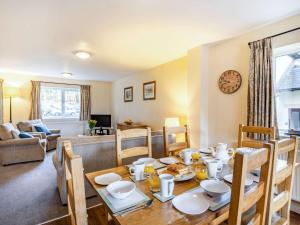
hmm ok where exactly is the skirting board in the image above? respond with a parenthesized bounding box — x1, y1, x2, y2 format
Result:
(291, 200, 300, 214)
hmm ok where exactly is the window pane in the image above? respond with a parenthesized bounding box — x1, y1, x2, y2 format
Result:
(41, 85, 80, 119)
(275, 50, 300, 136)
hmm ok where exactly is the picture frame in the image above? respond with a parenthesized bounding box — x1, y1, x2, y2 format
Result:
(143, 81, 156, 100)
(124, 86, 133, 102)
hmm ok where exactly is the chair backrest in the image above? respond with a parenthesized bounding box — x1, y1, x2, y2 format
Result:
(116, 127, 152, 166)
(229, 145, 273, 225)
(266, 137, 298, 225)
(238, 124, 275, 148)
(163, 125, 190, 156)
(63, 141, 88, 225)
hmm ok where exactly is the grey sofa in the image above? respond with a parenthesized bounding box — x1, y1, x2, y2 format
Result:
(17, 119, 61, 151)
(0, 123, 46, 165)
(52, 132, 168, 204)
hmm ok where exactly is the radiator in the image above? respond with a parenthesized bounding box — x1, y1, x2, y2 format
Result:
(292, 150, 300, 202)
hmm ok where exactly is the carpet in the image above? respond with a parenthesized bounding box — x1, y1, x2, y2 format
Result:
(0, 151, 100, 225)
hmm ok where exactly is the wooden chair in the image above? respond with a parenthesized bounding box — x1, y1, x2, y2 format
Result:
(116, 127, 152, 166)
(42, 141, 111, 225)
(211, 145, 273, 225)
(266, 137, 298, 225)
(163, 125, 190, 156)
(238, 124, 275, 148)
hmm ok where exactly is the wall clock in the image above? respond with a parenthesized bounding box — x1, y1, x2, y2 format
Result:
(218, 70, 242, 94)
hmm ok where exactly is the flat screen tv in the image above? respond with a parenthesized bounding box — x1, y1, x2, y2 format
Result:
(90, 114, 111, 127)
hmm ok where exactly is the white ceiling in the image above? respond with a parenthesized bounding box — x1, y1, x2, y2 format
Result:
(0, 0, 300, 81)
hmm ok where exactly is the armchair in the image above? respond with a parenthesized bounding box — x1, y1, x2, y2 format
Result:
(17, 119, 61, 151)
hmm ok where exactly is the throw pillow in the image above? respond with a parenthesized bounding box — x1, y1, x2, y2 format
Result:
(0, 124, 14, 140)
(19, 132, 34, 139)
(34, 125, 52, 135)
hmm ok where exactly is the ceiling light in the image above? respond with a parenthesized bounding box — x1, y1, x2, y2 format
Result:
(61, 72, 73, 78)
(75, 51, 91, 59)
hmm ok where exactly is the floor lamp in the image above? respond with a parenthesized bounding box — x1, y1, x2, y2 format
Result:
(4, 86, 20, 123)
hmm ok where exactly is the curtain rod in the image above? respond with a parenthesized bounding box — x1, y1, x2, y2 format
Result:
(35, 81, 82, 86)
(248, 26, 300, 46)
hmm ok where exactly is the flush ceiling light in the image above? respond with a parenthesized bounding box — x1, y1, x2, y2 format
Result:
(75, 51, 91, 59)
(61, 72, 73, 78)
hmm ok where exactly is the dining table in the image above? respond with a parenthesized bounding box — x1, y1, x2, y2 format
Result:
(85, 157, 233, 225)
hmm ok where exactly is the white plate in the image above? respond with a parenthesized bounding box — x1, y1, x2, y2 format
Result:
(200, 180, 230, 197)
(172, 193, 209, 215)
(137, 157, 156, 165)
(94, 172, 122, 185)
(106, 180, 136, 199)
(223, 174, 253, 187)
(199, 148, 212, 154)
(175, 171, 196, 182)
(160, 157, 179, 165)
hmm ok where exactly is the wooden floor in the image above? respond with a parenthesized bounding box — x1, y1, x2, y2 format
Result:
(43, 209, 300, 225)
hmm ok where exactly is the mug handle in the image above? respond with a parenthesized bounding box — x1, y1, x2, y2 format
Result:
(129, 167, 135, 175)
(168, 181, 174, 196)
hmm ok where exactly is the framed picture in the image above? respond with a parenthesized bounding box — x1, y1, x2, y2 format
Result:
(124, 86, 133, 102)
(143, 81, 156, 100)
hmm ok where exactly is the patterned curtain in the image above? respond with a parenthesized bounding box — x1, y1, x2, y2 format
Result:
(247, 38, 278, 139)
(30, 81, 41, 119)
(0, 80, 3, 124)
(80, 85, 91, 121)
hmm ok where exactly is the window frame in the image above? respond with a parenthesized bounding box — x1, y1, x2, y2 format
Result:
(40, 83, 81, 122)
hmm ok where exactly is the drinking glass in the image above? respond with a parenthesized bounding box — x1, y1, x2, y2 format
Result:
(144, 164, 155, 177)
(191, 151, 201, 165)
(195, 166, 208, 181)
(148, 173, 160, 192)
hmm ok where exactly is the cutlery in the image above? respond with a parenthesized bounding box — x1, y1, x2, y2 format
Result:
(117, 199, 154, 216)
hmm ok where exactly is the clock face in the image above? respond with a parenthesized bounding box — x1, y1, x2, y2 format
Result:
(218, 70, 242, 94)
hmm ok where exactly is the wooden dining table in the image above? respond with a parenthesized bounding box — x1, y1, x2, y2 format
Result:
(85, 161, 231, 225)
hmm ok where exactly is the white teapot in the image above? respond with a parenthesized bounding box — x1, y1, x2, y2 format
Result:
(215, 143, 231, 163)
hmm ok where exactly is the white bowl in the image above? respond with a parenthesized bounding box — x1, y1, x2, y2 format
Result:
(106, 181, 136, 199)
(200, 180, 230, 197)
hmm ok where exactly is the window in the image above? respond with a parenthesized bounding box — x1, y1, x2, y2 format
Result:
(275, 44, 300, 136)
(40, 83, 80, 120)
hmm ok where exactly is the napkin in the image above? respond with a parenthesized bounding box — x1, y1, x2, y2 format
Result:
(97, 187, 150, 214)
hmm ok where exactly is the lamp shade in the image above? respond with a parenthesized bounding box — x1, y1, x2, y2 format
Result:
(165, 117, 180, 127)
(4, 86, 20, 98)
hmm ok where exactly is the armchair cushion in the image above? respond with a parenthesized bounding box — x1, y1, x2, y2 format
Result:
(0, 123, 14, 140)
(34, 124, 51, 135)
(19, 132, 34, 139)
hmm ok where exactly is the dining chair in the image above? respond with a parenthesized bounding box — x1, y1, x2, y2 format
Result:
(266, 136, 298, 225)
(116, 127, 152, 166)
(210, 145, 273, 225)
(238, 124, 275, 148)
(163, 125, 190, 156)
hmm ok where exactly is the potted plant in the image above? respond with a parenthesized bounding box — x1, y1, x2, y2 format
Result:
(88, 119, 97, 135)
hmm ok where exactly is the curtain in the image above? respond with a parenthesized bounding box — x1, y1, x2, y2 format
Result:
(30, 81, 41, 120)
(0, 80, 3, 124)
(247, 38, 278, 139)
(80, 85, 91, 120)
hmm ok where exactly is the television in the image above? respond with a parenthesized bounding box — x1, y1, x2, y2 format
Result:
(90, 114, 111, 128)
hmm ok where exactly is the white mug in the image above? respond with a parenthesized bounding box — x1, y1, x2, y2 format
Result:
(159, 174, 174, 198)
(207, 159, 223, 178)
(182, 149, 192, 165)
(216, 143, 228, 152)
(129, 161, 145, 181)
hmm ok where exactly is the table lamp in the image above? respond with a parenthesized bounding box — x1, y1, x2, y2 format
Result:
(4, 86, 20, 123)
(164, 117, 180, 127)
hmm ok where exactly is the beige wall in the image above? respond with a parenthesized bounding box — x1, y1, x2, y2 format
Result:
(112, 57, 188, 130)
(0, 73, 112, 135)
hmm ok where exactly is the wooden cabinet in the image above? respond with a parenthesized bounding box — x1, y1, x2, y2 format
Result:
(117, 123, 148, 130)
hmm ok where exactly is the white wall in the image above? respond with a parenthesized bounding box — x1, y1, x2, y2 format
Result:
(0, 73, 112, 136)
(112, 57, 187, 130)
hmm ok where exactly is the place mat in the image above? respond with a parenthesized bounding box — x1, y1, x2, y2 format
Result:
(129, 175, 147, 182)
(153, 192, 175, 202)
(186, 186, 231, 212)
(96, 187, 150, 214)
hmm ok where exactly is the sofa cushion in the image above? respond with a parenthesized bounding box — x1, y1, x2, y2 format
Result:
(17, 121, 33, 132)
(34, 124, 51, 135)
(0, 123, 14, 140)
(19, 132, 34, 139)
(11, 129, 21, 139)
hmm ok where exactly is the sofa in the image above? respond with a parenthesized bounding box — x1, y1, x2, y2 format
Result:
(17, 119, 61, 151)
(0, 123, 46, 165)
(52, 132, 170, 204)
